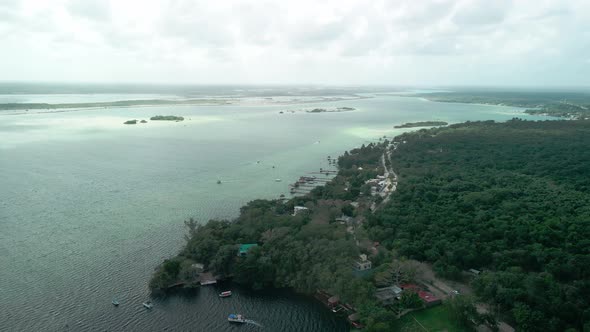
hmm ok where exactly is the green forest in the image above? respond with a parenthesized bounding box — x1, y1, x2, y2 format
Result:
(369, 119, 590, 331)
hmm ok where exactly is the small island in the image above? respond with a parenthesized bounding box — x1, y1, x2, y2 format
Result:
(140, 119, 147, 123)
(308, 108, 327, 113)
(150, 115, 185, 121)
(305, 107, 356, 113)
(124, 119, 138, 125)
(394, 121, 448, 128)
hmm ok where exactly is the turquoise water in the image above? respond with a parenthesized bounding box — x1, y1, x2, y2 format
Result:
(0, 93, 554, 331)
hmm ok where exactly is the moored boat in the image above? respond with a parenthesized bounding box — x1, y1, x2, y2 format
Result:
(219, 291, 232, 297)
(227, 313, 246, 323)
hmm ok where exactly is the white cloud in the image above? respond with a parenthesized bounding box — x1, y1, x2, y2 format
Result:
(1, 0, 589, 86)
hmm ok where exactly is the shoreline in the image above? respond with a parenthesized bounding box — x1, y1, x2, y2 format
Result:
(0, 95, 372, 116)
(149, 138, 400, 329)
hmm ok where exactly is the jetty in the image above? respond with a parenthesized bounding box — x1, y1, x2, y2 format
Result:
(288, 166, 338, 196)
(199, 272, 217, 285)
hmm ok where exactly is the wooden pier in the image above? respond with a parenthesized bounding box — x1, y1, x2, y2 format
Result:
(199, 272, 217, 285)
(287, 165, 339, 196)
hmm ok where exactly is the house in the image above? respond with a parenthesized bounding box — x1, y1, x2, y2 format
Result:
(327, 295, 340, 308)
(400, 284, 441, 307)
(335, 215, 353, 224)
(375, 285, 403, 305)
(293, 206, 309, 216)
(192, 263, 204, 273)
(237, 243, 258, 256)
(348, 312, 363, 328)
(469, 268, 481, 275)
(353, 254, 372, 271)
(365, 178, 380, 185)
(418, 290, 441, 307)
(400, 283, 422, 292)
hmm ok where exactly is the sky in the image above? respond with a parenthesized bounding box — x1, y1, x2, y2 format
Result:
(1, 0, 589, 86)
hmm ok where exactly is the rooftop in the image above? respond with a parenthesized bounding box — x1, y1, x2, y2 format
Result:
(418, 290, 440, 303)
(238, 243, 258, 255)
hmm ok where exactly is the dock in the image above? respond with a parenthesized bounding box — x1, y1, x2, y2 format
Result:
(199, 272, 217, 285)
(287, 165, 339, 197)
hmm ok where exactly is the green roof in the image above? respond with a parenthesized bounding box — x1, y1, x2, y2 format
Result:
(238, 243, 258, 254)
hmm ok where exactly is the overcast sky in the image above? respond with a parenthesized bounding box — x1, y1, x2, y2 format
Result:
(1, 0, 589, 86)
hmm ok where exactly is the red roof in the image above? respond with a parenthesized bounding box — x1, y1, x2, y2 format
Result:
(400, 284, 421, 291)
(418, 290, 439, 303)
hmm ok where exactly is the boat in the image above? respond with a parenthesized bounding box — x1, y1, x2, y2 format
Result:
(227, 313, 246, 323)
(217, 180, 222, 184)
(275, 179, 282, 182)
(142, 301, 153, 309)
(219, 291, 232, 297)
(112, 298, 119, 306)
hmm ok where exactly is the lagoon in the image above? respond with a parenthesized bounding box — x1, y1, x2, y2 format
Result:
(0, 89, 554, 331)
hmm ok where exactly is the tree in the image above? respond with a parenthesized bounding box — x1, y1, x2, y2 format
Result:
(399, 291, 422, 309)
(341, 204, 354, 217)
(447, 295, 494, 330)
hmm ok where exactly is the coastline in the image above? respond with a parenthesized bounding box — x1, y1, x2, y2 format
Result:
(151, 119, 590, 331)
(150, 139, 397, 328)
(0, 95, 371, 116)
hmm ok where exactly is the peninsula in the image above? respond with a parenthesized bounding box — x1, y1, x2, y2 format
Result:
(152, 119, 590, 331)
(403, 91, 590, 119)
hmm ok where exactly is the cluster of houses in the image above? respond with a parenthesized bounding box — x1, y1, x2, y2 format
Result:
(365, 174, 397, 198)
(374, 283, 441, 307)
(318, 280, 441, 329)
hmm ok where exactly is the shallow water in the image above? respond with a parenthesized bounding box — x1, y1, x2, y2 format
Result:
(0, 92, 554, 331)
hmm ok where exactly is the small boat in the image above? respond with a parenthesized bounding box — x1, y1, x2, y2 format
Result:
(112, 298, 119, 306)
(275, 179, 282, 182)
(219, 291, 232, 298)
(142, 301, 153, 309)
(227, 313, 246, 323)
(217, 180, 222, 184)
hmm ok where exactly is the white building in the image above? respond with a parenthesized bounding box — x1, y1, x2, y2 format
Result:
(293, 206, 309, 216)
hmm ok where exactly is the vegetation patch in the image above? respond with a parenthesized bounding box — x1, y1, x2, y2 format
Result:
(394, 121, 448, 128)
(370, 119, 590, 331)
(150, 115, 184, 121)
(392, 305, 470, 332)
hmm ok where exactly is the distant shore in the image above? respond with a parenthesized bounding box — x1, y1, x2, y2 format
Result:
(0, 95, 372, 116)
(393, 91, 590, 120)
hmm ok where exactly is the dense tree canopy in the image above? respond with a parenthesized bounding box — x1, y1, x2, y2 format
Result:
(369, 119, 590, 331)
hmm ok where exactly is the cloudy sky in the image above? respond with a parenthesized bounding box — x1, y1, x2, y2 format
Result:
(1, 0, 589, 86)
